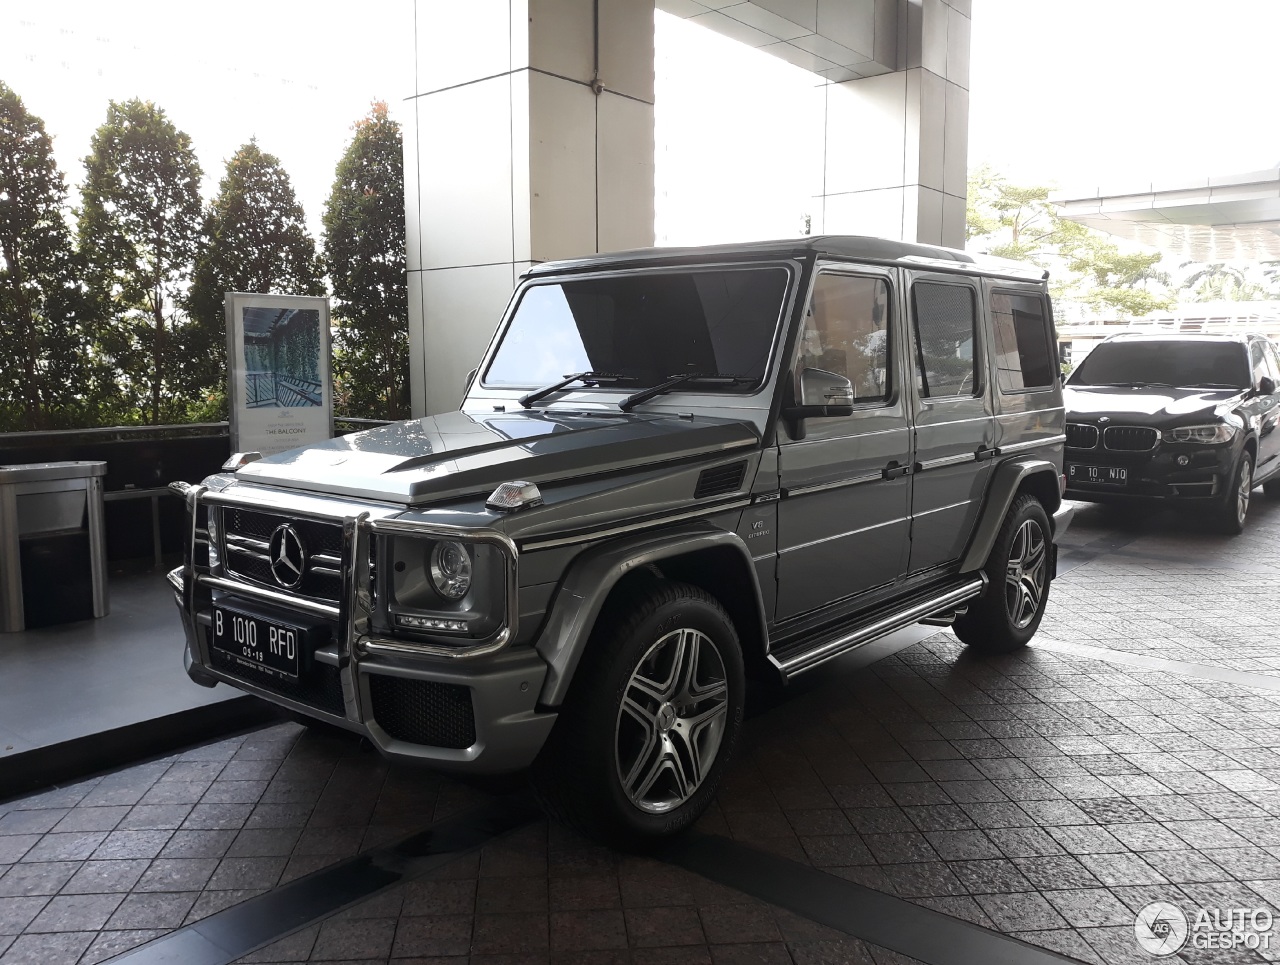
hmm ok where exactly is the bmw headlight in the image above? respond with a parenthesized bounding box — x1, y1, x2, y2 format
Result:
(1162, 424, 1237, 445)
(385, 535, 507, 644)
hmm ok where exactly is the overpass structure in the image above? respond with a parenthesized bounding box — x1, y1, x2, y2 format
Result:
(403, 0, 973, 415)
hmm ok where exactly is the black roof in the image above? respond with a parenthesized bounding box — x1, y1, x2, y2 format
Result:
(524, 235, 1048, 283)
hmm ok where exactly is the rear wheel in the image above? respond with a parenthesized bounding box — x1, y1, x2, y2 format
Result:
(1265, 476, 1280, 499)
(1213, 451, 1252, 535)
(953, 495, 1052, 654)
(532, 582, 744, 846)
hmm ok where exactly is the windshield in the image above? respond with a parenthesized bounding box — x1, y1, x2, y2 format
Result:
(483, 267, 790, 393)
(1069, 340, 1250, 389)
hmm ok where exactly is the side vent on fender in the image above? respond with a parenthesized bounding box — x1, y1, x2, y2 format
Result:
(695, 461, 747, 499)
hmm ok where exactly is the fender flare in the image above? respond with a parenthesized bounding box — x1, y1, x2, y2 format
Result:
(533, 522, 767, 707)
(960, 457, 1061, 573)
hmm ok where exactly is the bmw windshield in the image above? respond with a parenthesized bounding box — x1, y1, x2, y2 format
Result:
(1069, 340, 1250, 390)
(482, 266, 791, 396)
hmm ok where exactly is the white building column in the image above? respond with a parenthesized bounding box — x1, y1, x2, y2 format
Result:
(404, 0, 656, 416)
(814, 0, 970, 247)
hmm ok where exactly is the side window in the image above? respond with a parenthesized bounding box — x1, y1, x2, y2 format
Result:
(1264, 342, 1280, 383)
(912, 282, 978, 399)
(796, 273, 891, 405)
(990, 291, 1055, 392)
(1251, 343, 1270, 387)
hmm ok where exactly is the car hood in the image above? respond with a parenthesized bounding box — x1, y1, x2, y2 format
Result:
(229, 408, 760, 505)
(1064, 385, 1245, 425)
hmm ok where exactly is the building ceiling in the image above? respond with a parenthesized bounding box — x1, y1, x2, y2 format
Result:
(656, 0, 905, 83)
(1051, 167, 1280, 262)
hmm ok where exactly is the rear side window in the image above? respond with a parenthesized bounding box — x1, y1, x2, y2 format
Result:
(991, 291, 1055, 391)
(912, 282, 978, 399)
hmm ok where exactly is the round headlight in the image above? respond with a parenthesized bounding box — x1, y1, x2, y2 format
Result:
(429, 541, 472, 600)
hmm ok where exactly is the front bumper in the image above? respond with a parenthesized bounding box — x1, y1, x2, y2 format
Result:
(169, 567, 556, 773)
(1063, 443, 1235, 503)
(167, 483, 557, 775)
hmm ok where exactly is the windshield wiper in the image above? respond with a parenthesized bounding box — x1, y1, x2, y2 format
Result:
(1181, 382, 1243, 390)
(618, 374, 750, 412)
(519, 371, 624, 408)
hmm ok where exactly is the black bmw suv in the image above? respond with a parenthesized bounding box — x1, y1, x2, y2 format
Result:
(1064, 332, 1280, 533)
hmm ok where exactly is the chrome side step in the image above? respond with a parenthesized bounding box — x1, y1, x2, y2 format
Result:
(767, 576, 987, 681)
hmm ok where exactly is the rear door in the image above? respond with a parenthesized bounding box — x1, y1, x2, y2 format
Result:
(905, 273, 996, 573)
(775, 266, 911, 620)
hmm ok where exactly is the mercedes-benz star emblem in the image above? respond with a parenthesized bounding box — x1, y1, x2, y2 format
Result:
(269, 524, 307, 589)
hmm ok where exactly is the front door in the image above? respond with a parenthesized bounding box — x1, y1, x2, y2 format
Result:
(1251, 339, 1280, 482)
(905, 273, 996, 573)
(776, 267, 912, 620)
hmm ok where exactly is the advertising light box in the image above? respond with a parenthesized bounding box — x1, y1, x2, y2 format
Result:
(225, 293, 333, 456)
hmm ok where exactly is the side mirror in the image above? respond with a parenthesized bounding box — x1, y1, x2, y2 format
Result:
(784, 368, 855, 431)
(1259, 376, 1277, 396)
(464, 366, 479, 395)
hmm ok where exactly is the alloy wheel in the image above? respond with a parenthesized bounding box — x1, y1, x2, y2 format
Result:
(615, 627, 729, 814)
(1004, 518, 1047, 630)
(1237, 460, 1252, 525)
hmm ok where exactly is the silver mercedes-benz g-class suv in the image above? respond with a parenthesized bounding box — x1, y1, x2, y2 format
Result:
(170, 236, 1072, 843)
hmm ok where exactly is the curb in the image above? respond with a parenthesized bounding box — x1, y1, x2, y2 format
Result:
(0, 695, 282, 802)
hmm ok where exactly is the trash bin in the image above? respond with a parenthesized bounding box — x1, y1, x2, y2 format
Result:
(0, 461, 108, 632)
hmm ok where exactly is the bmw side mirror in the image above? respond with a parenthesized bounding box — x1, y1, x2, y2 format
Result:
(1259, 376, 1277, 396)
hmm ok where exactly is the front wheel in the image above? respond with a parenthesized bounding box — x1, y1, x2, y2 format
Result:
(532, 582, 745, 845)
(1214, 451, 1253, 534)
(953, 495, 1052, 654)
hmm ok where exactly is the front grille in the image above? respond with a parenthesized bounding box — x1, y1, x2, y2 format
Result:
(695, 461, 747, 498)
(221, 508, 344, 603)
(1103, 426, 1158, 452)
(1065, 423, 1099, 449)
(210, 649, 346, 717)
(369, 674, 476, 749)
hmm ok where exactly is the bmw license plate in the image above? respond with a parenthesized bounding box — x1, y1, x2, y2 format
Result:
(212, 606, 305, 678)
(1067, 464, 1127, 486)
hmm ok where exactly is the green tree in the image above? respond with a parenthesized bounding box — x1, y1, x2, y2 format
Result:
(185, 140, 325, 420)
(967, 167, 1174, 318)
(79, 99, 203, 424)
(0, 81, 88, 431)
(323, 101, 408, 420)
(1178, 262, 1268, 302)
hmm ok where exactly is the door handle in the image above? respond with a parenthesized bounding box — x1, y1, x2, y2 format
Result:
(976, 446, 999, 460)
(882, 461, 911, 480)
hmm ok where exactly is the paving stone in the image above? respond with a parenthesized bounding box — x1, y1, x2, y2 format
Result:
(0, 930, 95, 965)
(0, 862, 78, 897)
(26, 892, 123, 933)
(59, 859, 149, 895)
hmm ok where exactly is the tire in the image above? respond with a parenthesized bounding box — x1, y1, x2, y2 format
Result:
(953, 494, 1052, 654)
(1213, 451, 1253, 535)
(531, 581, 745, 846)
(1265, 476, 1280, 499)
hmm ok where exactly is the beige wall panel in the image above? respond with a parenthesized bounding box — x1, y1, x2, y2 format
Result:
(407, 269, 428, 415)
(597, 92, 657, 252)
(599, 0, 658, 103)
(417, 77, 515, 270)
(527, 72, 599, 262)
(823, 186, 904, 238)
(943, 81, 969, 200)
(527, 0, 595, 83)
(824, 72, 906, 195)
(423, 264, 520, 414)
(402, 98, 422, 273)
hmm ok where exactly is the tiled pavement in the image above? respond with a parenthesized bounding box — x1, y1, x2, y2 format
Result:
(3, 496, 1280, 964)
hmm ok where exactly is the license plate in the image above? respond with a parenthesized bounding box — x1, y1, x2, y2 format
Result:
(1068, 464, 1128, 486)
(212, 606, 305, 679)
